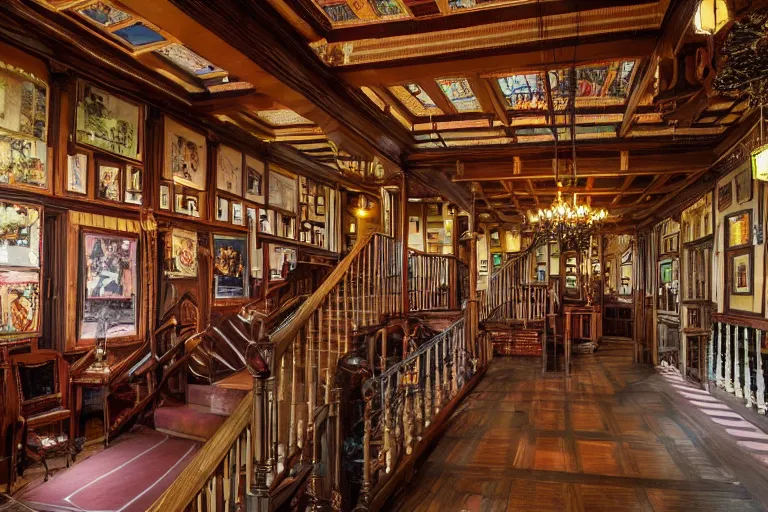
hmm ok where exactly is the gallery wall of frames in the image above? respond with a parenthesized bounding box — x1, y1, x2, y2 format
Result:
(0, 41, 343, 355)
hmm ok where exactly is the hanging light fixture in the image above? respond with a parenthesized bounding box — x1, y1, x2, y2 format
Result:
(536, 65, 608, 250)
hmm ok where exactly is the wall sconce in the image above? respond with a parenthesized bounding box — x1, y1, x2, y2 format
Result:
(353, 194, 372, 218)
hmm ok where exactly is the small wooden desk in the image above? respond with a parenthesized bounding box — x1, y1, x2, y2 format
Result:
(564, 305, 602, 357)
(71, 368, 111, 445)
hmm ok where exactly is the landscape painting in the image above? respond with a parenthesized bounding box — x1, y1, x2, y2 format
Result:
(0, 270, 40, 334)
(76, 83, 141, 160)
(217, 145, 242, 195)
(80, 231, 138, 339)
(213, 234, 247, 299)
(0, 202, 41, 268)
(164, 117, 207, 190)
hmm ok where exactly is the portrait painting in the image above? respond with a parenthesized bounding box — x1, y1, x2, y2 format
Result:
(735, 168, 752, 204)
(217, 145, 242, 195)
(0, 270, 40, 334)
(164, 116, 207, 190)
(67, 153, 88, 194)
(0, 62, 48, 189)
(80, 231, 138, 339)
(167, 228, 197, 279)
(0, 202, 41, 268)
(76, 83, 141, 160)
(187, 196, 199, 217)
(245, 155, 264, 203)
(124, 165, 142, 205)
(213, 234, 248, 299)
(98, 164, 120, 202)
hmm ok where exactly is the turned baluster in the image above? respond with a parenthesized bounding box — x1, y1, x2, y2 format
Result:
(744, 327, 752, 407)
(735, 326, 742, 398)
(433, 342, 442, 415)
(708, 322, 716, 383)
(725, 324, 733, 393)
(424, 346, 433, 426)
(716, 323, 724, 388)
(757, 329, 766, 414)
(357, 385, 373, 510)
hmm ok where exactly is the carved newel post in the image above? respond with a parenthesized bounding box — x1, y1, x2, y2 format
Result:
(245, 342, 272, 512)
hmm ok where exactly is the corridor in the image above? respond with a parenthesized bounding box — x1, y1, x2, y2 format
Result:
(388, 342, 768, 511)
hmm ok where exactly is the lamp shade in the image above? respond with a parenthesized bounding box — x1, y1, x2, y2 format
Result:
(751, 144, 768, 182)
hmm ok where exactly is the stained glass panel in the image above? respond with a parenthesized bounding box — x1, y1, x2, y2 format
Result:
(497, 73, 547, 110)
(436, 78, 481, 113)
(388, 84, 443, 116)
(548, 61, 636, 110)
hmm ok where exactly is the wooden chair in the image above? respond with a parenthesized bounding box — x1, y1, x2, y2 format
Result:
(11, 350, 75, 481)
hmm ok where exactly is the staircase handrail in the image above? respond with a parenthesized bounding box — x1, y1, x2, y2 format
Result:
(269, 232, 394, 363)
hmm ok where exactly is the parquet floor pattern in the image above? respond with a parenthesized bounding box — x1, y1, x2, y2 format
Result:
(388, 342, 768, 511)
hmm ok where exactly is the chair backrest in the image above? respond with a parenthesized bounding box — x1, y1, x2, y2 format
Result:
(12, 350, 68, 418)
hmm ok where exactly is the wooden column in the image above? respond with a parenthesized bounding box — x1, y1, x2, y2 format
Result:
(400, 171, 410, 317)
(467, 193, 478, 362)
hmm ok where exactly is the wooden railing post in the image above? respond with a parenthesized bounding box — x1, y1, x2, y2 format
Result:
(249, 373, 270, 512)
(400, 173, 410, 316)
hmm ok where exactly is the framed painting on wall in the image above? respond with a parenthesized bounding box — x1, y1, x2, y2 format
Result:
(166, 228, 197, 279)
(735, 168, 753, 204)
(717, 181, 733, 211)
(217, 196, 229, 222)
(67, 154, 88, 195)
(0, 270, 40, 335)
(725, 211, 751, 249)
(213, 234, 248, 299)
(79, 230, 139, 340)
(730, 250, 752, 295)
(97, 163, 121, 202)
(0, 202, 42, 268)
(75, 82, 142, 161)
(232, 202, 244, 226)
(268, 170, 297, 212)
(217, 145, 243, 195)
(245, 156, 264, 203)
(163, 117, 207, 190)
(0, 61, 49, 191)
(124, 165, 142, 205)
(159, 184, 170, 210)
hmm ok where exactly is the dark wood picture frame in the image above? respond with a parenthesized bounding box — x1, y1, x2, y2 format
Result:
(725, 209, 752, 249)
(717, 181, 733, 212)
(728, 248, 753, 296)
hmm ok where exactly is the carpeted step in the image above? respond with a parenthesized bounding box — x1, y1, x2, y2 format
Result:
(154, 404, 228, 441)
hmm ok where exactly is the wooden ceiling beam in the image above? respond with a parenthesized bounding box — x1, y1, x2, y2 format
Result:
(620, 0, 700, 137)
(611, 175, 636, 206)
(421, 79, 457, 116)
(340, 35, 658, 87)
(474, 76, 509, 127)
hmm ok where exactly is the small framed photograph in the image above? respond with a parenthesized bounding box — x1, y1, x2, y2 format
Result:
(187, 196, 199, 217)
(232, 202, 244, 226)
(730, 250, 753, 295)
(175, 193, 188, 214)
(217, 196, 229, 222)
(725, 210, 751, 249)
(97, 163, 121, 202)
(67, 153, 88, 195)
(315, 194, 325, 216)
(124, 165, 143, 205)
(159, 184, 170, 210)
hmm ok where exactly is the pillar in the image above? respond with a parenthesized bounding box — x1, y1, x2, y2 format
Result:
(757, 330, 766, 414)
(400, 171, 409, 316)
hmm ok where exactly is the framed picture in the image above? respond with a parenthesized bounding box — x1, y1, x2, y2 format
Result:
(735, 168, 753, 204)
(725, 211, 751, 249)
(164, 116, 207, 190)
(0, 202, 42, 268)
(269, 170, 297, 212)
(159, 184, 170, 210)
(124, 165, 142, 205)
(175, 194, 188, 215)
(730, 250, 753, 295)
(167, 228, 197, 279)
(232, 202, 244, 226)
(660, 260, 673, 284)
(217, 197, 229, 222)
(97, 164, 121, 202)
(426, 203, 439, 217)
(492, 253, 503, 267)
(245, 156, 265, 203)
(0, 270, 41, 334)
(490, 227, 501, 247)
(79, 230, 139, 340)
(259, 208, 273, 234)
(315, 194, 326, 216)
(217, 145, 243, 195)
(427, 231, 439, 243)
(0, 63, 48, 190)
(717, 181, 732, 212)
(76, 82, 142, 161)
(67, 154, 88, 194)
(187, 196, 199, 218)
(409, 216, 420, 234)
(213, 234, 248, 299)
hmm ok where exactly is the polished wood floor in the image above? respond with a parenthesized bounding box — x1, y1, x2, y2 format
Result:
(388, 342, 768, 511)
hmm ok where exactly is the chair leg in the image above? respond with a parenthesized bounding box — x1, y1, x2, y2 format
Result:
(42, 458, 49, 482)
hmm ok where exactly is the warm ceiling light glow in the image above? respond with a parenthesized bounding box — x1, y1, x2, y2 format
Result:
(752, 144, 768, 182)
(694, 0, 728, 34)
(537, 189, 608, 250)
(354, 207, 370, 218)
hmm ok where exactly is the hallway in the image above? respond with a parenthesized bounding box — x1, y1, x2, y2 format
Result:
(388, 342, 768, 511)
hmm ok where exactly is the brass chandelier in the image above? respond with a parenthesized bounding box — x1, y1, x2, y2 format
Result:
(535, 65, 608, 250)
